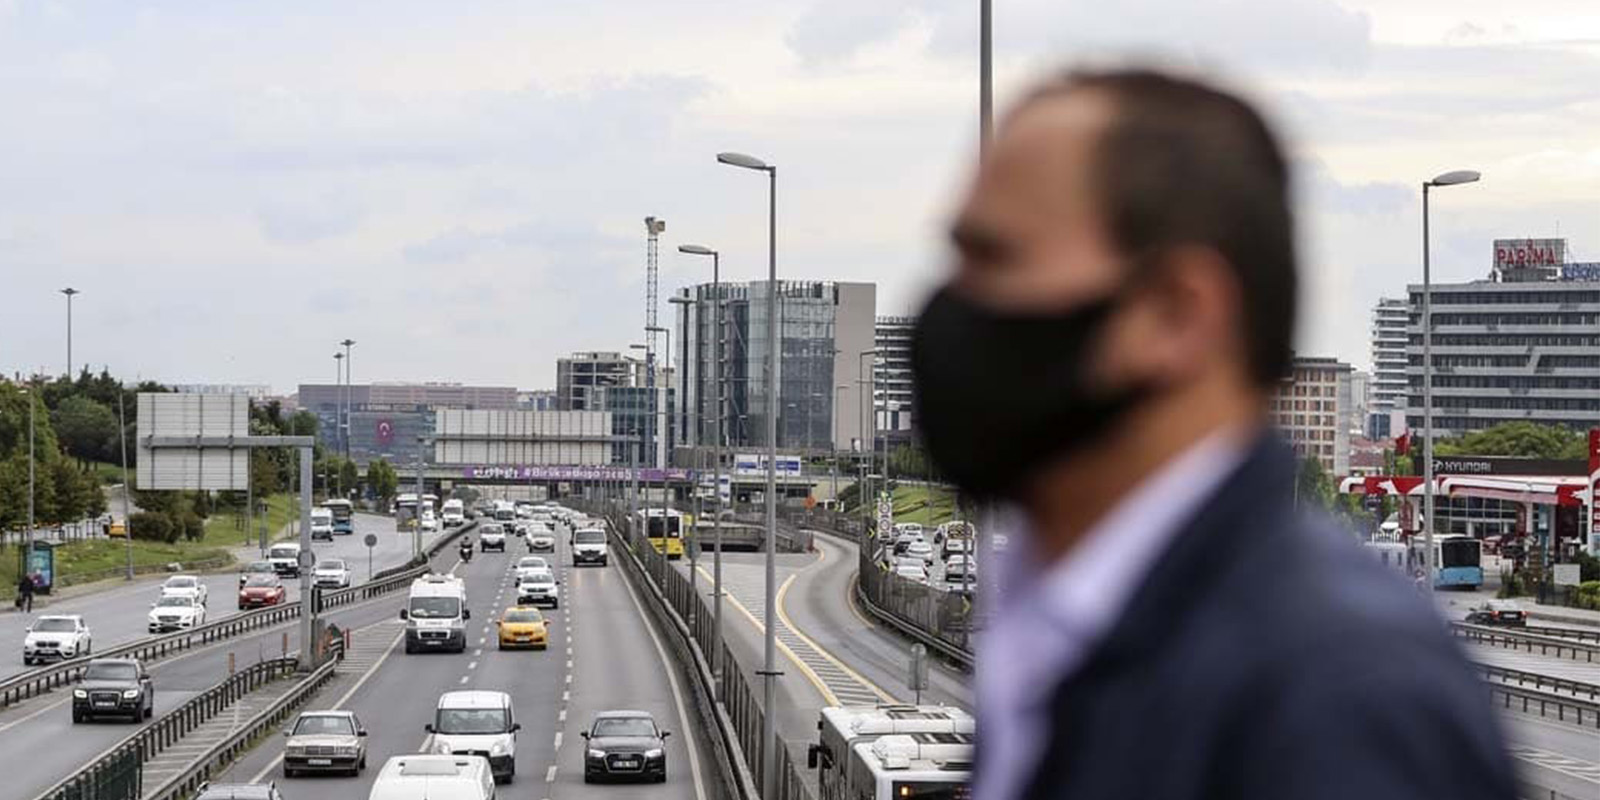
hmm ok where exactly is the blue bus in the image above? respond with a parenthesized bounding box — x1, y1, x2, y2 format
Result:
(323, 499, 355, 535)
(1411, 534, 1483, 589)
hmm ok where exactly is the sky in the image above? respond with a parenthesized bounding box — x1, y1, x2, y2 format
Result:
(2, 0, 1598, 393)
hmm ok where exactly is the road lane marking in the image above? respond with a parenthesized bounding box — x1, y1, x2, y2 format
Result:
(474, 649, 483, 657)
(553, 732, 563, 749)
(558, 709, 566, 723)
(774, 572, 897, 704)
(617, 550, 709, 800)
(459, 675, 469, 684)
(546, 765, 558, 782)
(468, 661, 478, 670)
(562, 690, 569, 702)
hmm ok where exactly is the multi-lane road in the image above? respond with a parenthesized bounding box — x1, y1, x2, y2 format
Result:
(201, 519, 714, 800)
(2, 513, 441, 681)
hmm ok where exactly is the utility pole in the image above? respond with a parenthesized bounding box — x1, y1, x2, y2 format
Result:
(118, 392, 134, 580)
(60, 288, 80, 379)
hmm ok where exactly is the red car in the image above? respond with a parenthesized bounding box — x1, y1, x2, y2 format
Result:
(239, 574, 287, 609)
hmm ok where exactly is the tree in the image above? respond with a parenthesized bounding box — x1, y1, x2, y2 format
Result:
(368, 459, 399, 502)
(52, 395, 120, 464)
(1435, 421, 1587, 460)
(340, 459, 361, 498)
(1296, 455, 1336, 510)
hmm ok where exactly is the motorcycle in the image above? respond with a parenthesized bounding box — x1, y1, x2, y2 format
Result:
(459, 541, 473, 564)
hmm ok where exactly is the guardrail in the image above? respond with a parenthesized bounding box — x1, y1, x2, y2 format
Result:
(33, 656, 304, 800)
(145, 650, 342, 800)
(1521, 624, 1600, 644)
(1484, 681, 1600, 729)
(1450, 622, 1600, 663)
(0, 521, 474, 714)
(1476, 664, 1600, 701)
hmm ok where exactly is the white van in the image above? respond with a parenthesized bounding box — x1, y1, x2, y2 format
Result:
(492, 501, 516, 525)
(367, 754, 495, 800)
(402, 574, 469, 654)
(426, 690, 519, 783)
(441, 499, 466, 528)
(572, 527, 608, 567)
(268, 542, 303, 577)
(310, 508, 335, 541)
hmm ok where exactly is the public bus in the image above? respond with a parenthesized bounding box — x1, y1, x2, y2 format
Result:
(1409, 534, 1484, 589)
(394, 493, 439, 532)
(322, 498, 355, 535)
(635, 508, 686, 559)
(810, 705, 973, 800)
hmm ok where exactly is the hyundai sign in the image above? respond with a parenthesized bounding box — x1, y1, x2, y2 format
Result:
(1494, 238, 1565, 271)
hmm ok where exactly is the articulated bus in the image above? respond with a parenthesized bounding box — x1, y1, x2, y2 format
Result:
(1408, 534, 1484, 589)
(810, 705, 973, 800)
(635, 508, 686, 559)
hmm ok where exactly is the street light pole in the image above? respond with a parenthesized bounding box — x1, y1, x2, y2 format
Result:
(857, 350, 878, 532)
(647, 324, 672, 590)
(833, 384, 849, 504)
(678, 244, 725, 685)
(60, 287, 81, 379)
(23, 388, 35, 582)
(341, 339, 357, 463)
(980, 0, 993, 158)
(1420, 169, 1481, 592)
(117, 391, 134, 580)
(717, 149, 780, 798)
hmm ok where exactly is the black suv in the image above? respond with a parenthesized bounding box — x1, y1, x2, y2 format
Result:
(582, 710, 670, 783)
(73, 658, 154, 723)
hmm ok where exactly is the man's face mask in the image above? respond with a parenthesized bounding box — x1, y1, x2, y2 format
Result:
(911, 278, 1155, 500)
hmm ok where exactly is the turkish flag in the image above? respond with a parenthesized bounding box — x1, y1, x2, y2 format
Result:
(1395, 431, 1411, 456)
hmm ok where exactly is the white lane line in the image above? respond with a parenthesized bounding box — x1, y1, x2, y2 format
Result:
(553, 731, 564, 749)
(618, 548, 710, 800)
(546, 765, 558, 783)
(562, 690, 569, 703)
(478, 637, 486, 645)
(566, 659, 573, 669)
(565, 674, 572, 684)
(468, 660, 478, 670)
(558, 709, 566, 723)
(249, 626, 406, 783)
(474, 649, 483, 657)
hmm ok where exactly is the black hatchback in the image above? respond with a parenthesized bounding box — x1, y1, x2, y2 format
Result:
(582, 711, 670, 783)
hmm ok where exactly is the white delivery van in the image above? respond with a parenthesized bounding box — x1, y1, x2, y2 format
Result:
(426, 690, 520, 783)
(368, 754, 495, 800)
(402, 574, 469, 653)
(441, 499, 466, 528)
(310, 508, 335, 541)
(268, 542, 303, 577)
(571, 527, 608, 567)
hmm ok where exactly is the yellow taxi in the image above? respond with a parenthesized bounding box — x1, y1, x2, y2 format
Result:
(495, 606, 549, 650)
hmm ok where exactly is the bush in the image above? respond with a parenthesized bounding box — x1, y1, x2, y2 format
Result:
(129, 512, 176, 543)
(1575, 580, 1600, 611)
(178, 511, 204, 542)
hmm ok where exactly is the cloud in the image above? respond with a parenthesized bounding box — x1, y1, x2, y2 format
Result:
(256, 195, 366, 244)
(785, 1, 916, 66)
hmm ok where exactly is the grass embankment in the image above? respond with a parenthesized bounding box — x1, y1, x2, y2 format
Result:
(2, 495, 298, 599)
(885, 484, 960, 527)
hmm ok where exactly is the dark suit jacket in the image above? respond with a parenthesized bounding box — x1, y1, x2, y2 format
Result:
(1012, 435, 1515, 800)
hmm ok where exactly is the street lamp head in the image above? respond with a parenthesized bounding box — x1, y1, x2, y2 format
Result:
(1428, 170, 1481, 187)
(645, 216, 666, 235)
(678, 244, 716, 256)
(60, 287, 80, 297)
(630, 343, 648, 350)
(717, 151, 771, 171)
(334, 353, 344, 360)
(668, 296, 693, 306)
(340, 338, 356, 347)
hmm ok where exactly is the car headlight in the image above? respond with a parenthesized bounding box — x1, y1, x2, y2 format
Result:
(490, 742, 507, 756)
(645, 749, 664, 759)
(73, 689, 88, 699)
(434, 741, 452, 754)
(336, 745, 358, 755)
(122, 689, 141, 699)
(588, 749, 607, 759)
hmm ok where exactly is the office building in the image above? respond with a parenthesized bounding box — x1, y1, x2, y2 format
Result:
(1347, 370, 1370, 436)
(297, 381, 518, 464)
(556, 352, 645, 411)
(874, 316, 916, 450)
(1368, 297, 1408, 438)
(672, 280, 876, 453)
(1270, 356, 1352, 476)
(1404, 240, 1600, 438)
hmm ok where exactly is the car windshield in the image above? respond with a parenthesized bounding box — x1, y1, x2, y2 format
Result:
(505, 609, 543, 623)
(436, 708, 509, 734)
(245, 575, 279, 587)
(518, 558, 547, 570)
(321, 560, 346, 570)
(157, 596, 194, 607)
(575, 530, 605, 544)
(166, 577, 196, 588)
(409, 597, 461, 619)
(593, 717, 656, 738)
(247, 562, 273, 572)
(85, 662, 137, 681)
(294, 715, 356, 736)
(270, 547, 297, 559)
(33, 618, 76, 632)
(521, 573, 554, 586)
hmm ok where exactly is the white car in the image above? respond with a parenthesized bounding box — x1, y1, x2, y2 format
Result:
(161, 574, 208, 606)
(149, 594, 207, 632)
(427, 690, 520, 783)
(515, 569, 559, 609)
(420, 511, 440, 532)
(525, 525, 556, 552)
(905, 540, 936, 566)
(313, 558, 353, 589)
(514, 556, 550, 580)
(480, 526, 507, 553)
(894, 563, 928, 582)
(23, 614, 92, 665)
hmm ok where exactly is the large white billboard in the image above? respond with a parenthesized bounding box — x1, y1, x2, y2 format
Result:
(136, 393, 251, 490)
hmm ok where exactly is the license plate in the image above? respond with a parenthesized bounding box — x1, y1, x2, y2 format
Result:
(308, 758, 332, 766)
(95, 701, 115, 708)
(614, 760, 638, 768)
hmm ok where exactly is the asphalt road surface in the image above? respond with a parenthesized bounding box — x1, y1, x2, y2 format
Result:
(2, 513, 443, 681)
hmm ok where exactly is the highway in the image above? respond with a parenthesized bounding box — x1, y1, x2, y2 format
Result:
(2, 512, 443, 680)
(204, 520, 714, 800)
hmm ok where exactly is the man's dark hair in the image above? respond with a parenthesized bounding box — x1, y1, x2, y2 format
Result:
(1023, 68, 1297, 386)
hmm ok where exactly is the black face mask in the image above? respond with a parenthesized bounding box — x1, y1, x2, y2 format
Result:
(911, 283, 1154, 500)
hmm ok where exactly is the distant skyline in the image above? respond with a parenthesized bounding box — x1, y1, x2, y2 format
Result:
(4, 1, 1598, 390)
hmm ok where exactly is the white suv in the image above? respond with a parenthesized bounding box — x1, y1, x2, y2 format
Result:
(23, 615, 92, 665)
(427, 690, 520, 784)
(161, 574, 208, 606)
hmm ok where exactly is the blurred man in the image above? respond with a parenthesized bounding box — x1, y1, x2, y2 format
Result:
(912, 69, 1513, 800)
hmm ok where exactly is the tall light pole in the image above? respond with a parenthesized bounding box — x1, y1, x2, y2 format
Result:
(857, 349, 879, 532)
(22, 387, 35, 582)
(629, 343, 649, 539)
(1421, 169, 1481, 591)
(60, 288, 80, 378)
(340, 339, 357, 463)
(648, 323, 673, 590)
(333, 352, 345, 489)
(833, 384, 849, 503)
(678, 244, 725, 685)
(668, 294, 700, 615)
(717, 149, 780, 799)
(980, 0, 993, 158)
(117, 391, 134, 580)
